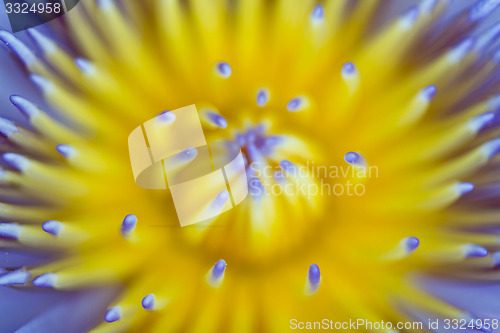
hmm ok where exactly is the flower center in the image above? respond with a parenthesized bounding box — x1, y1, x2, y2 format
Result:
(234, 123, 283, 166)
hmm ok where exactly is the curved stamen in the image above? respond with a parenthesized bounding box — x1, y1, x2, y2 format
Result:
(104, 306, 122, 323)
(341, 62, 360, 95)
(142, 294, 156, 311)
(405, 236, 420, 253)
(287, 96, 309, 112)
(468, 112, 495, 132)
(462, 244, 488, 258)
(305, 264, 321, 295)
(156, 111, 176, 125)
(42, 220, 63, 236)
(75, 58, 97, 75)
(0, 269, 30, 286)
(205, 111, 228, 128)
(344, 152, 367, 168)
(0, 30, 37, 66)
(311, 4, 325, 24)
(207, 259, 227, 288)
(0, 223, 22, 239)
(56, 144, 78, 159)
(420, 85, 437, 101)
(121, 214, 137, 236)
(256, 88, 270, 107)
(215, 62, 232, 78)
(33, 273, 58, 288)
(455, 182, 475, 195)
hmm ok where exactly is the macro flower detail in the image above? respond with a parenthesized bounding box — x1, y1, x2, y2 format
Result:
(0, 0, 500, 332)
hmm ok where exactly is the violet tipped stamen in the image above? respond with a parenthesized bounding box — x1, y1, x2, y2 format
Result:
(468, 112, 495, 132)
(308, 264, 321, 285)
(30, 74, 54, 92)
(32, 273, 57, 288)
(456, 182, 475, 195)
(104, 306, 122, 323)
(10, 95, 40, 118)
(164, 147, 198, 172)
(463, 244, 488, 258)
(0, 269, 30, 286)
(27, 28, 56, 54)
(344, 152, 367, 168)
(177, 147, 197, 161)
(287, 96, 309, 112)
(204, 190, 231, 216)
(344, 152, 360, 164)
(404, 236, 420, 253)
(121, 214, 137, 236)
(206, 111, 228, 128)
(56, 144, 77, 159)
(212, 190, 230, 208)
(491, 252, 500, 267)
(382, 236, 421, 261)
(287, 97, 301, 112)
(341, 62, 357, 77)
(420, 85, 437, 101)
(142, 294, 155, 311)
(256, 88, 270, 107)
(0, 30, 37, 66)
(215, 62, 232, 78)
(212, 259, 226, 280)
(341, 63, 360, 94)
(156, 111, 176, 125)
(311, 4, 325, 23)
(305, 264, 321, 295)
(0, 223, 22, 239)
(207, 259, 226, 287)
(0, 117, 18, 137)
(75, 57, 96, 75)
(42, 220, 63, 236)
(3, 153, 30, 171)
(481, 138, 500, 158)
